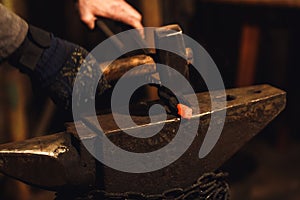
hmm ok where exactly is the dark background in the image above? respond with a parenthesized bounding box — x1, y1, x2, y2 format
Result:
(0, 0, 299, 199)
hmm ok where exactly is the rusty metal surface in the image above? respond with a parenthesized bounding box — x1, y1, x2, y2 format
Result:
(0, 84, 286, 194)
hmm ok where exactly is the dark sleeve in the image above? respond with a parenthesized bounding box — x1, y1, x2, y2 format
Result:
(0, 3, 28, 60)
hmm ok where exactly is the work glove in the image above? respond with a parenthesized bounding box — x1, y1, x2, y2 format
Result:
(8, 25, 110, 111)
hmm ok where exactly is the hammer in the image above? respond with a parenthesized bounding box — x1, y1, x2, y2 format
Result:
(97, 20, 193, 118)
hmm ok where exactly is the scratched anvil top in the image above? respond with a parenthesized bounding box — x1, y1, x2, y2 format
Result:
(65, 84, 286, 194)
(0, 84, 286, 194)
(0, 85, 286, 194)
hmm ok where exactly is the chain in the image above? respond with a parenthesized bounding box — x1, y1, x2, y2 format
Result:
(55, 172, 230, 200)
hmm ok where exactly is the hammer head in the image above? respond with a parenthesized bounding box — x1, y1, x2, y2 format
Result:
(154, 24, 190, 87)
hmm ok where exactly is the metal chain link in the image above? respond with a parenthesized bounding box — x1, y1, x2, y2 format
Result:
(56, 171, 230, 200)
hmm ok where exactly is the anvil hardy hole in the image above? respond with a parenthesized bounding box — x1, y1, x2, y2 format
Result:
(248, 89, 262, 94)
(226, 95, 236, 101)
(253, 90, 262, 94)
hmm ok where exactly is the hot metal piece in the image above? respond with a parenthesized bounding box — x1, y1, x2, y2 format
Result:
(0, 84, 286, 195)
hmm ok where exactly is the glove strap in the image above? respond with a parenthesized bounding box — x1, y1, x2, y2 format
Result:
(9, 25, 51, 73)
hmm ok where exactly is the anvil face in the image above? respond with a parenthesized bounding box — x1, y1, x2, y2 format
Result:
(0, 85, 286, 195)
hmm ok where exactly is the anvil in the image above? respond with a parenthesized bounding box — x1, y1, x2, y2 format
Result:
(0, 84, 286, 196)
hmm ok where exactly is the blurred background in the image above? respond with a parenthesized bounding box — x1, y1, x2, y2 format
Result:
(0, 0, 299, 199)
